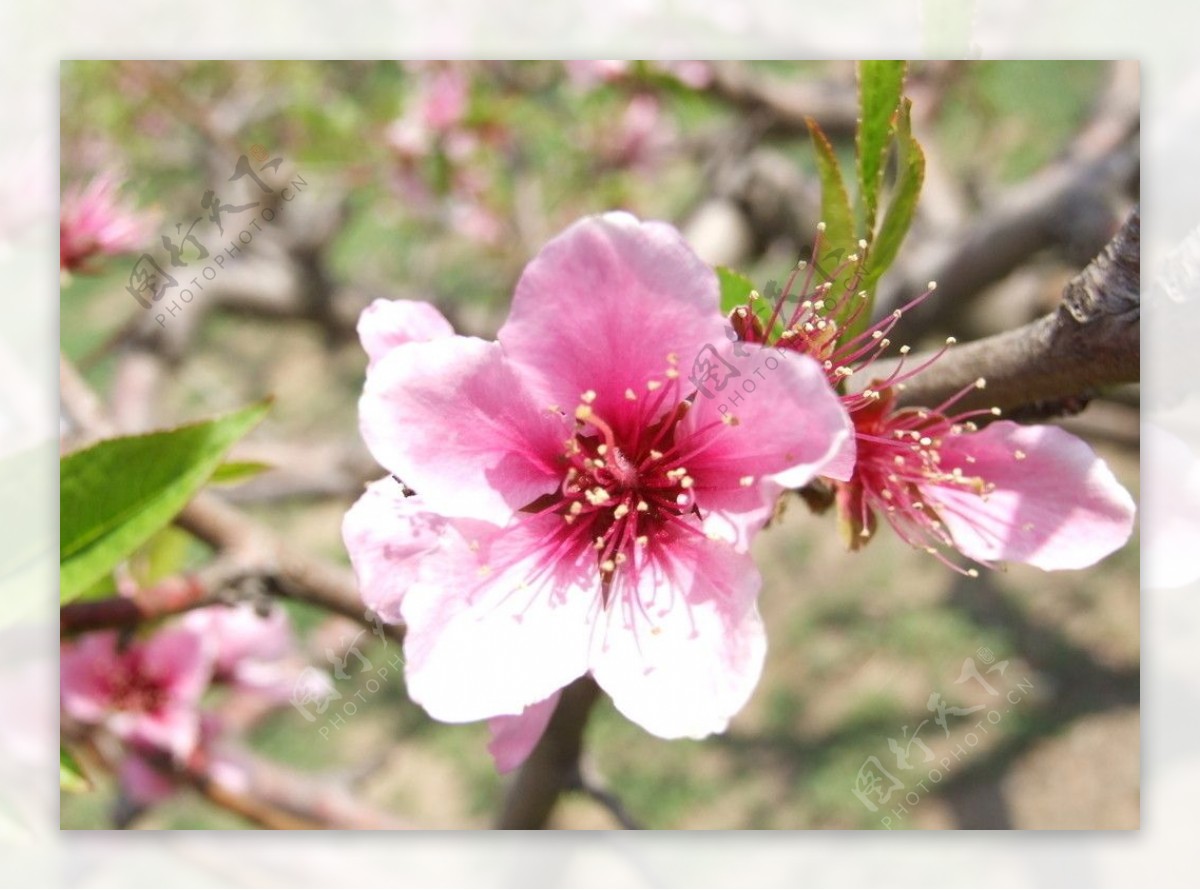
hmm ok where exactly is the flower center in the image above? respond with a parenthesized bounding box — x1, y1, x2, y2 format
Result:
(106, 656, 169, 715)
(556, 394, 698, 589)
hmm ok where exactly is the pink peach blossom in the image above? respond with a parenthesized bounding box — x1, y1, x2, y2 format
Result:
(60, 173, 153, 272)
(346, 212, 852, 759)
(181, 603, 296, 698)
(60, 627, 211, 760)
(837, 388, 1136, 571)
(728, 251, 1136, 571)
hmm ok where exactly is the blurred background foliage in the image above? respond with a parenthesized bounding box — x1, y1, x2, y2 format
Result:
(60, 60, 1137, 829)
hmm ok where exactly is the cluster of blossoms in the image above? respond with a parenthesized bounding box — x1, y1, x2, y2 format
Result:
(728, 226, 1136, 573)
(385, 63, 504, 246)
(60, 173, 155, 273)
(343, 212, 1135, 772)
(60, 598, 321, 808)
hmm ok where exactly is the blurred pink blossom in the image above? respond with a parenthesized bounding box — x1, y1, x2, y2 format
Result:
(658, 60, 714, 89)
(60, 173, 154, 272)
(182, 603, 297, 700)
(606, 93, 673, 171)
(563, 60, 631, 90)
(60, 627, 211, 760)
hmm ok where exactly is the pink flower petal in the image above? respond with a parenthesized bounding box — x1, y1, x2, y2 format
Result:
(401, 513, 598, 722)
(342, 483, 455, 622)
(675, 343, 852, 547)
(60, 631, 123, 723)
(487, 691, 561, 773)
(680, 343, 853, 489)
(358, 299, 454, 371)
(923, 421, 1137, 570)
(498, 212, 728, 442)
(360, 336, 569, 524)
(589, 535, 766, 739)
(119, 752, 176, 806)
(119, 706, 201, 761)
(141, 627, 212, 704)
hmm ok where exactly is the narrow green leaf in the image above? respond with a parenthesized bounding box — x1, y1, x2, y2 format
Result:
(60, 746, 91, 793)
(807, 118, 858, 335)
(861, 99, 925, 302)
(856, 60, 907, 236)
(209, 460, 273, 486)
(716, 266, 756, 316)
(60, 400, 270, 602)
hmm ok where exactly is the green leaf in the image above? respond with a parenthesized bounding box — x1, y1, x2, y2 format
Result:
(210, 460, 272, 486)
(856, 60, 907, 236)
(807, 118, 859, 334)
(60, 746, 91, 793)
(129, 526, 198, 590)
(59, 400, 270, 603)
(861, 99, 925, 300)
(716, 266, 756, 315)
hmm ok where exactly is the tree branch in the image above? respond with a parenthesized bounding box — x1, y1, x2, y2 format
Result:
(495, 676, 600, 829)
(873, 206, 1139, 417)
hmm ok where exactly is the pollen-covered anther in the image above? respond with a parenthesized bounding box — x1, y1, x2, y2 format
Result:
(646, 380, 662, 391)
(680, 476, 694, 489)
(569, 501, 583, 515)
(722, 414, 740, 426)
(585, 487, 610, 506)
(666, 467, 688, 480)
(581, 389, 597, 404)
(613, 503, 630, 519)
(635, 535, 648, 547)
(1013, 450, 1027, 461)
(928, 281, 938, 291)
(575, 404, 593, 421)
(649, 449, 664, 461)
(817, 221, 827, 232)
(739, 475, 755, 487)
(624, 388, 637, 401)
(667, 352, 679, 365)
(665, 368, 679, 380)
(636, 500, 650, 512)
(600, 559, 616, 573)
(946, 336, 957, 346)
(596, 444, 608, 456)
(858, 238, 868, 250)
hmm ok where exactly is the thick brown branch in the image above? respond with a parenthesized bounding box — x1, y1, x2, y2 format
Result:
(878, 206, 1139, 416)
(495, 676, 600, 829)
